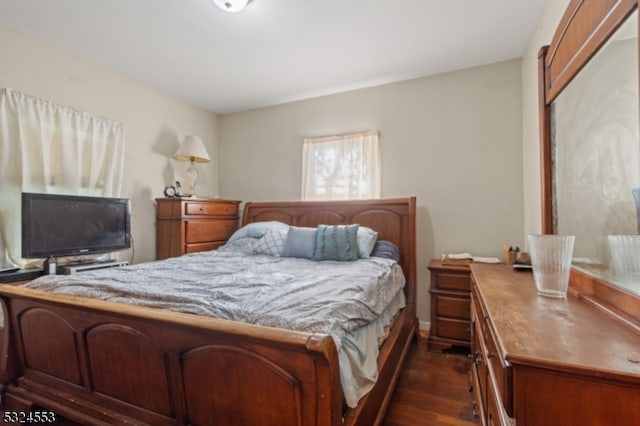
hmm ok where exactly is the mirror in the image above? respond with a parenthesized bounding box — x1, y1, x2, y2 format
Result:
(551, 11, 639, 293)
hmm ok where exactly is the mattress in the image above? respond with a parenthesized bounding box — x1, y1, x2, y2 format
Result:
(24, 239, 406, 407)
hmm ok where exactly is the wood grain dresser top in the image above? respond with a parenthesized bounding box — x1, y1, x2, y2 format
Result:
(471, 263, 640, 384)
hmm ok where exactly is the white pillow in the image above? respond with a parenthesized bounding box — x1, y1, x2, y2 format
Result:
(357, 226, 378, 258)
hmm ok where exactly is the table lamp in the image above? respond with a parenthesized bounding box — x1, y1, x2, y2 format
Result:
(173, 135, 211, 197)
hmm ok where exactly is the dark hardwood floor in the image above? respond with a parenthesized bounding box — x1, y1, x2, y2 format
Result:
(383, 336, 479, 426)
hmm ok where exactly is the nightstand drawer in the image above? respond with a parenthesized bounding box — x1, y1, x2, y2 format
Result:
(185, 202, 239, 217)
(436, 318, 470, 341)
(186, 219, 237, 243)
(433, 272, 471, 292)
(435, 295, 471, 320)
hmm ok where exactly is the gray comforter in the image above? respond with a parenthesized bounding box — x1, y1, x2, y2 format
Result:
(24, 239, 406, 349)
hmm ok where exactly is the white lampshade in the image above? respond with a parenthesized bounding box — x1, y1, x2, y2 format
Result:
(173, 135, 211, 163)
(173, 135, 211, 197)
(211, 0, 250, 13)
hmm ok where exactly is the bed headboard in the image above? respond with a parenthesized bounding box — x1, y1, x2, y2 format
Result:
(242, 197, 417, 306)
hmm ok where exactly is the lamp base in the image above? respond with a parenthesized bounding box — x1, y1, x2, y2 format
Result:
(186, 161, 199, 197)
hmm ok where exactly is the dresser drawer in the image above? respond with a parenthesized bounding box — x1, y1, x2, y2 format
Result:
(185, 241, 225, 253)
(472, 284, 490, 341)
(156, 198, 241, 260)
(486, 370, 512, 426)
(186, 219, 238, 243)
(470, 361, 485, 424)
(435, 295, 471, 320)
(433, 271, 471, 292)
(485, 322, 512, 416)
(471, 303, 488, 407)
(185, 201, 239, 217)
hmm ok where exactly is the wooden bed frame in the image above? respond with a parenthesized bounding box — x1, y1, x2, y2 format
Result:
(0, 197, 417, 425)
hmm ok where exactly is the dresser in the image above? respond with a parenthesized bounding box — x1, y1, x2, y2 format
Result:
(155, 198, 240, 260)
(469, 263, 640, 426)
(427, 259, 472, 351)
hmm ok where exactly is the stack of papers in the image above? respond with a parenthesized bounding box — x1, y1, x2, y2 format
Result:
(441, 253, 473, 265)
(441, 253, 501, 265)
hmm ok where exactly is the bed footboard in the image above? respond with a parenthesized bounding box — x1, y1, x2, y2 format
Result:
(0, 286, 343, 426)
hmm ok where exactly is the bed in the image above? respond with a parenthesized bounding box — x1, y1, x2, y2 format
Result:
(0, 197, 417, 425)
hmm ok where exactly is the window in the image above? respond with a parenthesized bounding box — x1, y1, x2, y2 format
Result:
(301, 131, 380, 200)
(0, 88, 124, 266)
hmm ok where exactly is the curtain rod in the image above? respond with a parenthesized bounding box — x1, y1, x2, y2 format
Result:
(303, 130, 378, 143)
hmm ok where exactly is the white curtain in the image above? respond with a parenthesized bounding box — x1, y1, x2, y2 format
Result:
(301, 131, 381, 200)
(0, 88, 125, 266)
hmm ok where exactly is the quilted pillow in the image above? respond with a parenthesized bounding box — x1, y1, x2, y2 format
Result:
(228, 221, 289, 242)
(281, 226, 317, 259)
(254, 229, 287, 257)
(313, 224, 360, 261)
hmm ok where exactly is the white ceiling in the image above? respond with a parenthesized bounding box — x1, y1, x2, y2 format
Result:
(0, 0, 545, 114)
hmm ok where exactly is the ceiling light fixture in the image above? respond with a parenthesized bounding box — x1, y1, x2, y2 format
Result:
(212, 0, 250, 13)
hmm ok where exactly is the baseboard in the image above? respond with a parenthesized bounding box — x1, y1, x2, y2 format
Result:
(419, 320, 431, 332)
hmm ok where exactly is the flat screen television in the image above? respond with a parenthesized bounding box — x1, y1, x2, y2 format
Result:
(22, 192, 131, 258)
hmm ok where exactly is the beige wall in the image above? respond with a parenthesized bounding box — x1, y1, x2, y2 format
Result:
(0, 0, 574, 327)
(521, 0, 571, 242)
(218, 60, 524, 325)
(0, 22, 220, 263)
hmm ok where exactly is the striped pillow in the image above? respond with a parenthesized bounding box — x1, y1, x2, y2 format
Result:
(313, 224, 359, 261)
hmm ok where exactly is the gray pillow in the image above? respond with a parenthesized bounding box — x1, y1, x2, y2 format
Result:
(281, 226, 317, 259)
(370, 240, 400, 262)
(313, 224, 359, 261)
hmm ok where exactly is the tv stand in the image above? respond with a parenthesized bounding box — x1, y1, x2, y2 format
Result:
(0, 268, 44, 284)
(59, 260, 128, 275)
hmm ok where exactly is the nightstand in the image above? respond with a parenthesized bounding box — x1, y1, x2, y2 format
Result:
(427, 259, 472, 352)
(155, 198, 240, 259)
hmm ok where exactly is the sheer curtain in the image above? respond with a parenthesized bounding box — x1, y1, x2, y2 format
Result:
(0, 88, 125, 267)
(301, 131, 381, 200)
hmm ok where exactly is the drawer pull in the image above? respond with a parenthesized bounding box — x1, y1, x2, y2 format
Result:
(474, 351, 483, 365)
(487, 351, 496, 359)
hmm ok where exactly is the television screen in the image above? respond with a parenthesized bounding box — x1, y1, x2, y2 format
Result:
(22, 192, 131, 258)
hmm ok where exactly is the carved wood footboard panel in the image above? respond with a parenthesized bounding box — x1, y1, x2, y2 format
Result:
(1, 289, 341, 425)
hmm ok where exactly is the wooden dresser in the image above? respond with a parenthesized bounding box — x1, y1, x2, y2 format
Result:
(155, 198, 240, 260)
(469, 263, 640, 426)
(427, 259, 472, 351)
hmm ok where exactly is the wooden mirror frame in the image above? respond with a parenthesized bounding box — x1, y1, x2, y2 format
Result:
(538, 0, 640, 330)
